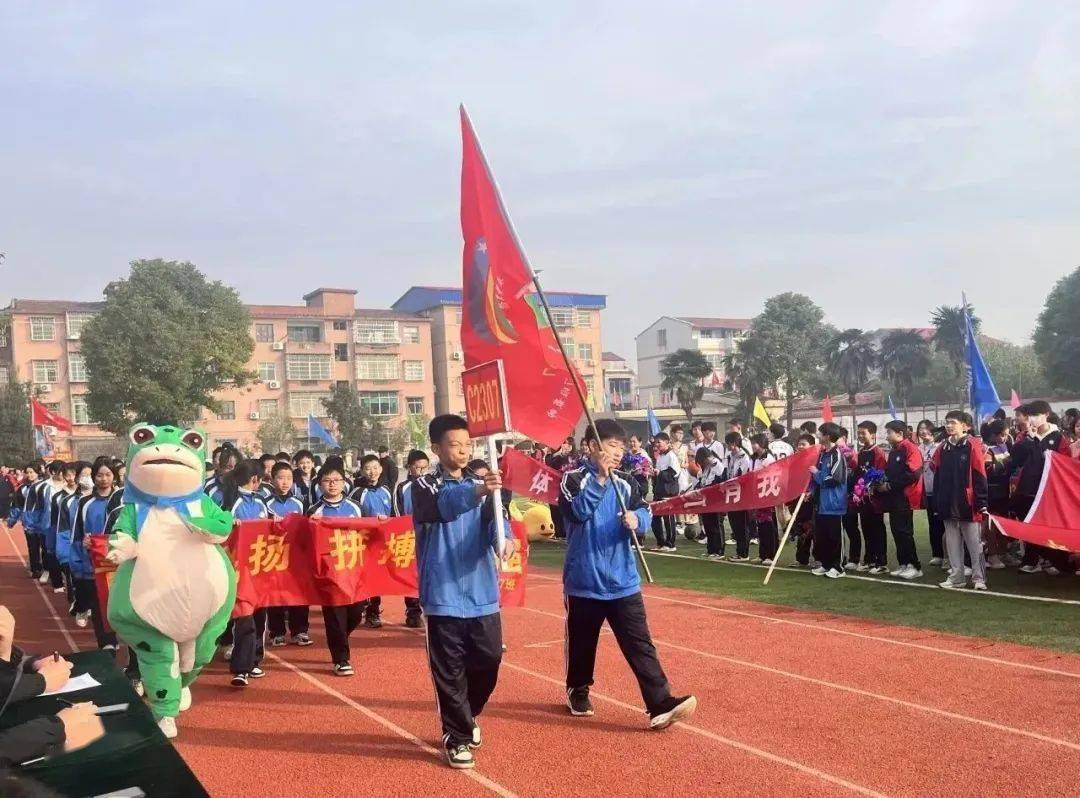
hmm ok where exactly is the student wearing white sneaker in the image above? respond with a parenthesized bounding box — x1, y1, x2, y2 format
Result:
(931, 411, 989, 590)
(809, 424, 849, 579)
(879, 421, 924, 580)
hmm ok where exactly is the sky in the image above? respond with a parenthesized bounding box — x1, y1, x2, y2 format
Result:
(3, 1, 1080, 361)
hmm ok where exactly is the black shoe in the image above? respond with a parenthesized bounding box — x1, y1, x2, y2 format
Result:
(231, 673, 249, 687)
(363, 614, 382, 629)
(405, 613, 424, 629)
(567, 687, 594, 717)
(649, 695, 697, 729)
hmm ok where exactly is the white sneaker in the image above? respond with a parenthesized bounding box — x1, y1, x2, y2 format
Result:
(899, 566, 923, 580)
(844, 562, 857, 571)
(986, 555, 1006, 570)
(808, 560, 822, 569)
(1019, 564, 1042, 574)
(972, 581, 988, 591)
(855, 563, 870, 573)
(939, 580, 962, 590)
(38, 572, 50, 584)
(749, 538, 759, 545)
(811, 566, 828, 576)
(761, 558, 774, 566)
(158, 716, 178, 739)
(725, 538, 736, 545)
(52, 586, 65, 594)
(889, 567, 905, 577)
(929, 557, 943, 567)
(750, 557, 763, 564)
(222, 644, 234, 661)
(868, 566, 889, 575)
(825, 568, 845, 579)
(74, 611, 90, 628)
(964, 566, 972, 577)
(179, 686, 192, 712)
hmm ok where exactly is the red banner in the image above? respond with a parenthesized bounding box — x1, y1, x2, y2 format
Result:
(87, 536, 117, 633)
(31, 398, 73, 433)
(499, 447, 562, 505)
(459, 106, 585, 447)
(991, 451, 1080, 553)
(651, 445, 820, 516)
(228, 514, 529, 617)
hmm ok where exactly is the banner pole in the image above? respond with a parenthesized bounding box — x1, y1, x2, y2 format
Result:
(486, 435, 508, 570)
(763, 491, 805, 586)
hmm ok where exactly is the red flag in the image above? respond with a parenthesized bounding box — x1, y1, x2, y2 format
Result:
(991, 451, 1080, 553)
(31, 398, 72, 433)
(87, 536, 117, 633)
(500, 447, 561, 504)
(652, 445, 820, 516)
(822, 395, 834, 423)
(991, 516, 1080, 554)
(711, 372, 722, 388)
(1010, 389, 1022, 409)
(459, 106, 584, 446)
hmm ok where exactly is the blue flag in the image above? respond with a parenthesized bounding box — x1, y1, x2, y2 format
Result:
(888, 395, 899, 420)
(307, 415, 340, 449)
(963, 295, 1001, 421)
(646, 406, 662, 437)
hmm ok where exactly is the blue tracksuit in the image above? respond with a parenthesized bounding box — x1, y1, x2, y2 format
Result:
(812, 447, 849, 515)
(70, 491, 116, 580)
(53, 489, 82, 568)
(410, 466, 503, 619)
(352, 484, 393, 518)
(264, 492, 306, 519)
(232, 490, 269, 521)
(559, 464, 652, 601)
(306, 496, 364, 519)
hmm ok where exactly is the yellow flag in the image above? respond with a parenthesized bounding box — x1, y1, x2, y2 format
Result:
(753, 397, 771, 427)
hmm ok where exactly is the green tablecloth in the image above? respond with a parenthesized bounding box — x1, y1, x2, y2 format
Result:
(1, 650, 207, 797)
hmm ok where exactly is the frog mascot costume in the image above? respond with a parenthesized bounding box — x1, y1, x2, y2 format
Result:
(106, 423, 237, 739)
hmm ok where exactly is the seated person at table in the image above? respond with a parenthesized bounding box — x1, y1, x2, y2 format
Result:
(0, 606, 104, 767)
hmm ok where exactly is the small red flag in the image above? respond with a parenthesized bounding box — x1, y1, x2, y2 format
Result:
(31, 398, 72, 432)
(459, 106, 585, 447)
(499, 447, 561, 504)
(822, 395, 834, 423)
(1010, 389, 1022, 409)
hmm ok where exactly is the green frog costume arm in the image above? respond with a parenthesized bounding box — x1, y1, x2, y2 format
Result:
(105, 424, 237, 731)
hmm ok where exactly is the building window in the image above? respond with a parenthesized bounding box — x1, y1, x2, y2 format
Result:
(332, 320, 348, 331)
(289, 393, 331, 418)
(0, 366, 7, 383)
(403, 360, 424, 381)
(356, 355, 399, 381)
(402, 325, 420, 344)
(705, 353, 724, 369)
(698, 328, 714, 339)
(558, 334, 575, 353)
(334, 343, 349, 362)
(29, 316, 56, 341)
(258, 362, 277, 382)
(577, 343, 593, 362)
(454, 308, 463, 325)
(66, 313, 96, 340)
(549, 308, 574, 328)
(575, 310, 592, 328)
(32, 360, 59, 383)
(286, 354, 332, 381)
(71, 395, 91, 425)
(258, 399, 279, 418)
(254, 323, 275, 343)
(288, 323, 322, 343)
(657, 329, 667, 348)
(360, 391, 399, 416)
(44, 402, 61, 415)
(406, 396, 424, 415)
(0, 326, 8, 348)
(353, 319, 400, 344)
(68, 353, 88, 383)
(218, 401, 236, 421)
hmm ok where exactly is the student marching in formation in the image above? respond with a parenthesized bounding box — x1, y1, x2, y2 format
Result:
(263, 462, 312, 647)
(227, 460, 271, 687)
(391, 449, 429, 629)
(410, 414, 514, 770)
(560, 419, 697, 730)
(307, 457, 365, 677)
(350, 455, 394, 629)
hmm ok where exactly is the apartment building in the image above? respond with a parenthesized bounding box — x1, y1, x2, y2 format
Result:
(0, 288, 434, 458)
(391, 286, 607, 416)
(601, 352, 636, 410)
(635, 316, 751, 406)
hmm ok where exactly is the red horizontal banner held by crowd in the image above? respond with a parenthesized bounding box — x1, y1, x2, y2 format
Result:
(228, 515, 529, 616)
(651, 445, 820, 516)
(992, 451, 1080, 554)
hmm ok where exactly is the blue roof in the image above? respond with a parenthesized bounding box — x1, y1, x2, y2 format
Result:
(391, 286, 606, 314)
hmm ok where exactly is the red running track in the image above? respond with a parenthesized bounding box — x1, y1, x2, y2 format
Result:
(6, 525, 1080, 797)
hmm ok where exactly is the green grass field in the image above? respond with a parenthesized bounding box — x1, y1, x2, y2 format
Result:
(529, 514, 1080, 653)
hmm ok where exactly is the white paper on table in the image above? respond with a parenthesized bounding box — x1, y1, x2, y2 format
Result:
(41, 672, 102, 696)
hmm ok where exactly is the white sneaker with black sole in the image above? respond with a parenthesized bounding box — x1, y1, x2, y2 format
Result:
(811, 566, 828, 576)
(250, 666, 266, 679)
(446, 742, 475, 769)
(230, 673, 249, 687)
(333, 662, 354, 677)
(825, 568, 844, 579)
(470, 724, 482, 750)
(898, 565, 923, 580)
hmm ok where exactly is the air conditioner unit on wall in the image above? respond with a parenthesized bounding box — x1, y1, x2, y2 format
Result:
(36, 384, 52, 394)
(272, 341, 285, 351)
(267, 380, 281, 389)
(249, 412, 260, 420)
(451, 352, 462, 361)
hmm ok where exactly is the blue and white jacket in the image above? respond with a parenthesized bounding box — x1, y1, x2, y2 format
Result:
(351, 483, 393, 517)
(231, 490, 269, 521)
(306, 496, 364, 519)
(47, 486, 78, 557)
(55, 490, 85, 567)
(812, 446, 849, 516)
(559, 464, 652, 601)
(263, 492, 306, 519)
(410, 465, 505, 619)
(23, 478, 49, 534)
(70, 490, 119, 580)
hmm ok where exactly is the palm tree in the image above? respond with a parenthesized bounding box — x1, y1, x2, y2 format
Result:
(660, 348, 713, 423)
(721, 334, 774, 426)
(823, 329, 878, 431)
(880, 329, 931, 410)
(930, 303, 980, 377)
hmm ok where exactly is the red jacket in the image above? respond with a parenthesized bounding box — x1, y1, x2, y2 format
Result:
(883, 438, 924, 511)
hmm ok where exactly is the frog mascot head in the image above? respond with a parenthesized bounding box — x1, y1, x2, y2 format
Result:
(106, 423, 237, 739)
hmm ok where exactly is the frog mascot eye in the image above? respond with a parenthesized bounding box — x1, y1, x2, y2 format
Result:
(131, 426, 156, 446)
(181, 430, 204, 451)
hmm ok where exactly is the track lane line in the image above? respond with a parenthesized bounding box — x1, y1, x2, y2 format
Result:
(3, 525, 79, 652)
(266, 651, 518, 798)
(529, 572, 1080, 678)
(520, 604, 1080, 752)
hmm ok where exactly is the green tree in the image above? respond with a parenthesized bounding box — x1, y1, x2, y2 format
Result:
(930, 303, 980, 378)
(403, 413, 430, 450)
(659, 348, 713, 423)
(981, 338, 1052, 400)
(1033, 266, 1080, 392)
(824, 328, 878, 429)
(722, 333, 775, 425)
(880, 330, 932, 409)
(0, 375, 36, 464)
(750, 293, 828, 425)
(256, 414, 297, 454)
(321, 383, 386, 454)
(81, 259, 255, 434)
